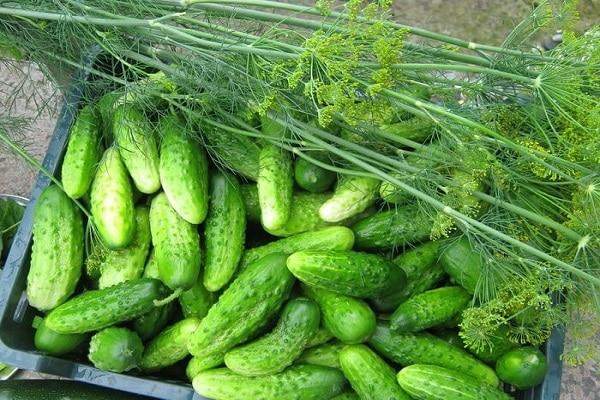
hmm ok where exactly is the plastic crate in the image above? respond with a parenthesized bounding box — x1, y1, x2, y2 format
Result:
(0, 54, 565, 400)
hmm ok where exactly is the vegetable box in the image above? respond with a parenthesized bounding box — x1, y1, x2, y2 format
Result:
(0, 53, 565, 400)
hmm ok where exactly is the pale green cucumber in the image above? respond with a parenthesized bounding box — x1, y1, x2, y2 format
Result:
(319, 177, 380, 223)
(257, 144, 293, 230)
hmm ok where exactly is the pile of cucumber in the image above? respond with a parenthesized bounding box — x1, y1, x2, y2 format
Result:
(25, 97, 548, 400)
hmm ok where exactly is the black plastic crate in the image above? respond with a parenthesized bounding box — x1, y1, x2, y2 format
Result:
(0, 54, 565, 400)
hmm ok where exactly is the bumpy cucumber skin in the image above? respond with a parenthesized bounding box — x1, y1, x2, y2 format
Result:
(159, 115, 209, 224)
(240, 184, 262, 223)
(98, 206, 151, 289)
(371, 242, 445, 312)
(150, 192, 201, 291)
(187, 253, 295, 366)
(46, 278, 166, 334)
(34, 317, 87, 356)
(88, 327, 143, 373)
(193, 364, 347, 400)
(369, 321, 499, 386)
(303, 285, 375, 344)
(306, 327, 334, 348)
(142, 249, 159, 278)
(340, 344, 411, 400)
(133, 300, 175, 341)
(203, 123, 261, 180)
(319, 177, 380, 223)
(179, 277, 215, 319)
(294, 157, 336, 193)
(225, 297, 321, 376)
(90, 147, 136, 249)
(352, 208, 432, 250)
(257, 144, 294, 231)
(112, 104, 160, 194)
(287, 250, 407, 299)
(186, 355, 225, 381)
(203, 172, 246, 291)
(390, 287, 471, 332)
(140, 317, 201, 371)
(61, 104, 102, 199)
(296, 341, 345, 369)
(397, 365, 512, 400)
(27, 185, 84, 311)
(240, 226, 355, 271)
(439, 237, 484, 294)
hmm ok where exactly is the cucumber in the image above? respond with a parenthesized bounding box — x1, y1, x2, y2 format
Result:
(390, 287, 471, 332)
(203, 172, 246, 291)
(61, 104, 102, 199)
(296, 341, 345, 369)
(435, 329, 465, 349)
(187, 253, 295, 366)
(396, 365, 512, 400)
(27, 185, 84, 311)
(98, 206, 151, 289)
(142, 249, 159, 278)
(150, 192, 201, 291)
(339, 344, 411, 400)
(294, 156, 336, 193)
(133, 300, 175, 341)
(193, 364, 347, 400)
(88, 327, 143, 373)
(34, 317, 87, 356)
(159, 114, 209, 224)
(352, 208, 432, 250)
(97, 91, 121, 142)
(257, 144, 293, 230)
(495, 347, 547, 389)
(306, 327, 334, 348)
(241, 184, 262, 222)
(303, 285, 376, 344)
(368, 321, 499, 386)
(45, 278, 167, 334)
(371, 242, 445, 312)
(240, 226, 355, 271)
(140, 317, 201, 371)
(380, 117, 434, 143)
(179, 277, 215, 319)
(112, 104, 160, 194)
(439, 237, 484, 294)
(90, 147, 136, 249)
(186, 355, 225, 381)
(319, 177, 380, 223)
(287, 250, 407, 299)
(331, 393, 360, 400)
(225, 297, 321, 376)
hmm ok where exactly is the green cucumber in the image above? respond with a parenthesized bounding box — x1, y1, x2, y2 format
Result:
(294, 156, 336, 193)
(46, 278, 167, 334)
(27, 185, 84, 311)
(158, 114, 209, 224)
(390, 287, 471, 332)
(203, 172, 246, 291)
(142, 249, 159, 278)
(90, 147, 136, 249)
(296, 342, 345, 369)
(97, 91, 121, 142)
(306, 327, 334, 348)
(133, 300, 175, 341)
(34, 317, 87, 356)
(303, 285, 375, 344)
(140, 317, 201, 371)
(257, 144, 293, 230)
(495, 347, 547, 390)
(193, 364, 347, 400)
(439, 237, 484, 294)
(397, 365, 512, 400)
(88, 327, 143, 373)
(241, 184, 262, 223)
(379, 117, 434, 143)
(368, 321, 499, 386)
(186, 355, 224, 381)
(112, 104, 160, 194)
(340, 344, 411, 400)
(225, 297, 321, 376)
(239, 226, 355, 272)
(287, 250, 407, 299)
(187, 253, 295, 366)
(435, 329, 465, 349)
(150, 192, 201, 291)
(371, 242, 445, 312)
(61, 104, 102, 199)
(179, 277, 215, 319)
(98, 206, 151, 289)
(352, 208, 432, 250)
(319, 177, 380, 223)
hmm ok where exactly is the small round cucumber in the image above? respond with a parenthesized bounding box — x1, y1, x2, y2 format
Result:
(224, 297, 321, 376)
(34, 317, 87, 356)
(340, 344, 411, 400)
(390, 286, 471, 332)
(495, 347, 547, 389)
(302, 284, 375, 344)
(140, 317, 201, 371)
(88, 327, 143, 373)
(296, 341, 345, 369)
(294, 157, 336, 193)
